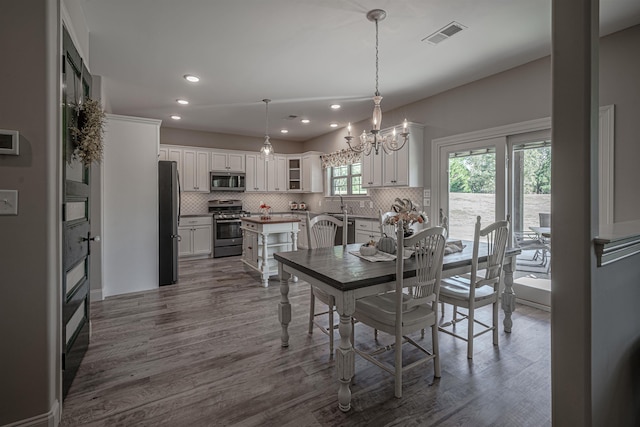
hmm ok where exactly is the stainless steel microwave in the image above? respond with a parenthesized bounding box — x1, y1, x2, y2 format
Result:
(210, 171, 245, 192)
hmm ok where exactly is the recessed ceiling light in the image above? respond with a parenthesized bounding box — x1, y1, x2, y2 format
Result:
(330, 104, 341, 110)
(280, 129, 289, 134)
(330, 123, 338, 128)
(300, 119, 310, 124)
(183, 74, 200, 83)
(176, 99, 189, 105)
(170, 115, 181, 120)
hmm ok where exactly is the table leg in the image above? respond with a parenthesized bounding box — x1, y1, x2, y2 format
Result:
(335, 293, 355, 412)
(260, 232, 269, 287)
(501, 255, 517, 333)
(290, 229, 298, 283)
(278, 263, 292, 348)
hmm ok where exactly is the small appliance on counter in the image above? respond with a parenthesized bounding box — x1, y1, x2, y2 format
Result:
(289, 201, 307, 210)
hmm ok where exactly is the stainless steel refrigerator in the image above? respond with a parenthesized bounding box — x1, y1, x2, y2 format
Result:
(159, 160, 180, 285)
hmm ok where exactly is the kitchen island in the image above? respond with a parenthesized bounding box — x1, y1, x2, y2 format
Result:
(241, 216, 300, 287)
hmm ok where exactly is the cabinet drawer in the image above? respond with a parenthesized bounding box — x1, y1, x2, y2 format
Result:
(355, 219, 378, 232)
(179, 216, 212, 226)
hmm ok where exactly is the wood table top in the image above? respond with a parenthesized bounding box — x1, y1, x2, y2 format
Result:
(274, 242, 520, 292)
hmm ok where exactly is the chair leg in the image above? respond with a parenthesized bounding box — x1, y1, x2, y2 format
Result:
(308, 287, 315, 335)
(432, 324, 441, 378)
(374, 328, 378, 340)
(394, 326, 403, 398)
(493, 298, 499, 346)
(467, 306, 474, 359)
(328, 296, 334, 356)
(453, 305, 458, 323)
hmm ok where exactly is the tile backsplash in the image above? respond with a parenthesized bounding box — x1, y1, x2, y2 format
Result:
(181, 187, 426, 220)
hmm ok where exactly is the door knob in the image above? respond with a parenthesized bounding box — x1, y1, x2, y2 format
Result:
(82, 235, 100, 242)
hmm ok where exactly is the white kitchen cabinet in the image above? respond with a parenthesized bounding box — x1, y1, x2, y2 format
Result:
(301, 152, 323, 193)
(267, 155, 287, 192)
(158, 146, 183, 177)
(245, 154, 266, 192)
(354, 218, 381, 244)
(211, 150, 245, 172)
(362, 150, 383, 187)
(183, 149, 210, 192)
(380, 122, 424, 187)
(178, 216, 212, 257)
(287, 157, 301, 191)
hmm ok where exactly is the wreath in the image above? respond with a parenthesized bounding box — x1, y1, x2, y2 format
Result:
(70, 97, 106, 165)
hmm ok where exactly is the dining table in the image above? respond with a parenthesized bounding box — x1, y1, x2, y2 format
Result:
(273, 241, 521, 412)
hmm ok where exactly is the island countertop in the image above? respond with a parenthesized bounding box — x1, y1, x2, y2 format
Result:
(242, 216, 301, 225)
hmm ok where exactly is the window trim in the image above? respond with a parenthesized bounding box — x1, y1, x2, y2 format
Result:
(328, 162, 367, 196)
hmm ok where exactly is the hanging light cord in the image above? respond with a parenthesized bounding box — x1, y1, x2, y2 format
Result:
(374, 18, 379, 97)
(263, 99, 270, 138)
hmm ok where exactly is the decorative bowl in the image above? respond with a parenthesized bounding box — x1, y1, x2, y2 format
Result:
(360, 245, 378, 256)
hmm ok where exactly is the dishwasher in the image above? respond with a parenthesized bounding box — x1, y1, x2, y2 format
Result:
(334, 219, 356, 245)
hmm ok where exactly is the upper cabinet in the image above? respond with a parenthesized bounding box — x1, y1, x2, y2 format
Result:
(158, 146, 183, 177)
(287, 157, 301, 191)
(211, 150, 245, 172)
(159, 145, 324, 194)
(267, 155, 287, 192)
(302, 153, 323, 193)
(182, 149, 210, 192)
(362, 150, 383, 187)
(362, 122, 424, 188)
(245, 154, 266, 192)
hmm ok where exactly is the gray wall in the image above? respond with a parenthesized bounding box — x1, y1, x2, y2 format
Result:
(0, 0, 60, 424)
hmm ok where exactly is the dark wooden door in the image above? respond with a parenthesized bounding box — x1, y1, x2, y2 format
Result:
(62, 26, 94, 399)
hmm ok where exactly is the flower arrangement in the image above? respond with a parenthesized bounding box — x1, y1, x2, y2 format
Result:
(70, 98, 106, 165)
(385, 198, 428, 236)
(259, 201, 272, 220)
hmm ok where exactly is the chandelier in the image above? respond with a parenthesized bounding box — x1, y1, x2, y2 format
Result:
(260, 98, 274, 161)
(345, 9, 409, 156)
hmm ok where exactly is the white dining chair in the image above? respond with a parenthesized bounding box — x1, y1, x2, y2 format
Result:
(306, 211, 347, 357)
(379, 209, 398, 238)
(352, 222, 447, 398)
(439, 215, 510, 359)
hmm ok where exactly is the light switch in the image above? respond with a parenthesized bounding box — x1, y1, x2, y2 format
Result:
(359, 201, 365, 208)
(0, 190, 18, 215)
(369, 201, 373, 208)
(424, 198, 430, 207)
(423, 189, 430, 198)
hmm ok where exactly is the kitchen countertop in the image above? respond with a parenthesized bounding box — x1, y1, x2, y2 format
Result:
(242, 216, 301, 225)
(180, 214, 211, 218)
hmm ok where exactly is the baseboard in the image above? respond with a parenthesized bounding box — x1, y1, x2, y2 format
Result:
(515, 297, 551, 312)
(2, 400, 60, 427)
(90, 288, 103, 301)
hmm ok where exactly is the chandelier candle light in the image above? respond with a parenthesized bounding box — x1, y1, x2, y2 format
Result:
(345, 9, 409, 156)
(260, 98, 274, 161)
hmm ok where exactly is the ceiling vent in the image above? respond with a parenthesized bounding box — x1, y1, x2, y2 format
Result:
(422, 21, 466, 45)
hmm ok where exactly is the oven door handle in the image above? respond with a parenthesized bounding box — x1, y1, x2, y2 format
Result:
(215, 219, 242, 223)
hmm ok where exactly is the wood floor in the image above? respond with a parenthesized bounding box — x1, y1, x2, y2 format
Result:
(61, 256, 551, 426)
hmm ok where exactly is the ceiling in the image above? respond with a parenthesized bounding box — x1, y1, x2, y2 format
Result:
(78, 0, 640, 142)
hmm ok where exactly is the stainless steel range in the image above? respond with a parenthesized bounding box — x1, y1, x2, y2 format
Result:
(208, 199, 250, 258)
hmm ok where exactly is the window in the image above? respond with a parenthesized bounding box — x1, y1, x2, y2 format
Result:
(330, 162, 367, 196)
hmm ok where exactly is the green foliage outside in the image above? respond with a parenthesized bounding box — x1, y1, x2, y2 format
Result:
(449, 147, 551, 194)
